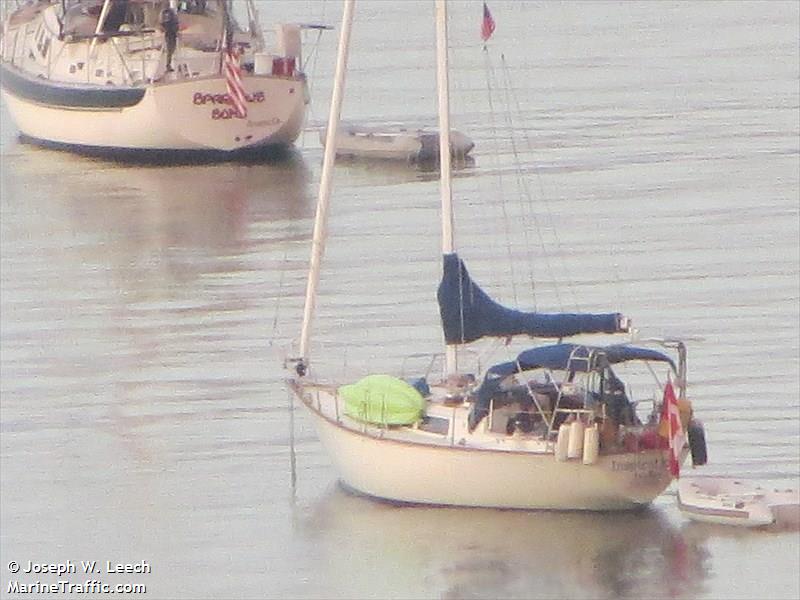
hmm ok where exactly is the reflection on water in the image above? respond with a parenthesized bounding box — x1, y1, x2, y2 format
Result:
(2, 142, 313, 290)
(1, 137, 319, 598)
(300, 485, 709, 600)
(327, 152, 477, 187)
(16, 133, 305, 167)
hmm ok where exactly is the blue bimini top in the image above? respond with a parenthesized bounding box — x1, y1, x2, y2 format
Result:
(473, 342, 675, 415)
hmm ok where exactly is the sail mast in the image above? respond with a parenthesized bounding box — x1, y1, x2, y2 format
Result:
(435, 0, 458, 375)
(298, 0, 355, 372)
(89, 0, 113, 57)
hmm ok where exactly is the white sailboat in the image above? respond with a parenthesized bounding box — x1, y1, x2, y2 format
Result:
(0, 0, 312, 156)
(288, 0, 707, 511)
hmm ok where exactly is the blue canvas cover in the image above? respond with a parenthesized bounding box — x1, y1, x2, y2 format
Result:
(437, 253, 628, 344)
(469, 343, 676, 429)
(493, 343, 675, 377)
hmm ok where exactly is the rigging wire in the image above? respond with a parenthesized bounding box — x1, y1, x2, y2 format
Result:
(302, 28, 326, 124)
(482, 47, 518, 307)
(485, 49, 567, 313)
(610, 244, 625, 314)
(499, 53, 582, 313)
(297, 0, 329, 148)
(266, 243, 296, 498)
(270, 247, 289, 347)
(472, 337, 508, 379)
(491, 53, 541, 311)
(287, 386, 297, 503)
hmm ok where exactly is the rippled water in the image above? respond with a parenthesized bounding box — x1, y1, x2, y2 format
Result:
(1, 1, 798, 599)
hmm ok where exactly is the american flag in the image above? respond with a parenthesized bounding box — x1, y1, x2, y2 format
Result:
(661, 379, 686, 478)
(481, 2, 496, 42)
(224, 48, 248, 118)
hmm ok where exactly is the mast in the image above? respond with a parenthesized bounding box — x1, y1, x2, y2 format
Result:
(297, 0, 355, 374)
(435, 0, 458, 376)
(89, 0, 113, 57)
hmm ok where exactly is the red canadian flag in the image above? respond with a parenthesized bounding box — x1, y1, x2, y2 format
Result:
(661, 378, 685, 478)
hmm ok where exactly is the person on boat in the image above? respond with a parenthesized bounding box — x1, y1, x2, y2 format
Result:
(603, 368, 639, 426)
(160, 6, 180, 72)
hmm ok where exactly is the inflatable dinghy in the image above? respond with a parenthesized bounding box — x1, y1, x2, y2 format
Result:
(678, 476, 799, 528)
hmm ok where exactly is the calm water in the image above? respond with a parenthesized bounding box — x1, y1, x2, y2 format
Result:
(1, 1, 798, 599)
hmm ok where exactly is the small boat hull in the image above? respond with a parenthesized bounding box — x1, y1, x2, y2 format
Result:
(320, 124, 474, 162)
(677, 477, 799, 528)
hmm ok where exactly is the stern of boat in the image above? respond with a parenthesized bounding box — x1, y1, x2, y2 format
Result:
(150, 74, 307, 151)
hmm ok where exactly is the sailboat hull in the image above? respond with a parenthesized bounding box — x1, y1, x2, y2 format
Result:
(1, 74, 306, 153)
(293, 383, 674, 511)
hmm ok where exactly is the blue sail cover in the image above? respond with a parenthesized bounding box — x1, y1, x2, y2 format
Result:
(437, 253, 628, 344)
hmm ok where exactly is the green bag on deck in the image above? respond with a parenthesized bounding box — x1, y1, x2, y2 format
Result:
(339, 374, 425, 426)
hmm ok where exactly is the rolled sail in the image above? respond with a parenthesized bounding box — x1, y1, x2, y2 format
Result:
(437, 253, 629, 344)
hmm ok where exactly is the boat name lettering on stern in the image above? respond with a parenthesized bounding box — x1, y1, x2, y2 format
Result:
(193, 91, 266, 120)
(247, 118, 282, 127)
(611, 455, 667, 479)
(193, 91, 266, 106)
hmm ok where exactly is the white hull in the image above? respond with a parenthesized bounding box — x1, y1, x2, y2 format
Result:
(677, 477, 799, 528)
(292, 381, 675, 511)
(320, 124, 474, 161)
(1, 74, 306, 152)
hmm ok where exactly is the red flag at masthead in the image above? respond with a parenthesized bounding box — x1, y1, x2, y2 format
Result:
(481, 2, 496, 42)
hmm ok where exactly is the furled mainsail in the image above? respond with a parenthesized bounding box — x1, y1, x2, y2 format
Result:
(437, 253, 629, 344)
